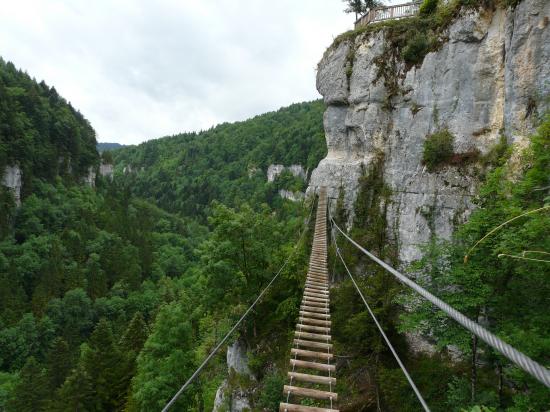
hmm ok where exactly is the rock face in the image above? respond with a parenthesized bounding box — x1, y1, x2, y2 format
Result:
(2, 165, 22, 206)
(267, 164, 307, 182)
(279, 189, 305, 202)
(212, 340, 254, 412)
(308, 0, 549, 263)
(99, 163, 114, 179)
(83, 166, 96, 187)
(227, 339, 252, 377)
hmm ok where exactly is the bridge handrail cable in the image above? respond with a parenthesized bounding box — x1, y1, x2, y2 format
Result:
(161, 199, 316, 411)
(329, 214, 550, 389)
(329, 207, 430, 411)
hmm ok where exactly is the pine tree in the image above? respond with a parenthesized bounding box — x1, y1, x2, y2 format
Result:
(120, 312, 148, 354)
(45, 337, 72, 390)
(131, 302, 196, 410)
(55, 364, 96, 412)
(31, 240, 64, 316)
(119, 312, 148, 408)
(7, 357, 49, 412)
(81, 319, 128, 410)
(85, 253, 107, 299)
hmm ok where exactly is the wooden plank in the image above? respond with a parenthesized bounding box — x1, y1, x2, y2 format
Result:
(305, 284, 328, 290)
(300, 301, 328, 309)
(304, 288, 328, 294)
(300, 305, 329, 313)
(307, 276, 328, 282)
(296, 324, 330, 333)
(307, 273, 327, 278)
(279, 402, 339, 412)
(305, 276, 328, 291)
(287, 371, 335, 385)
(299, 310, 330, 319)
(304, 291, 329, 299)
(291, 348, 332, 360)
(293, 339, 332, 350)
(305, 278, 328, 288)
(299, 317, 331, 327)
(294, 331, 331, 341)
(301, 296, 328, 303)
(304, 284, 328, 291)
(308, 272, 328, 278)
(301, 301, 328, 309)
(283, 385, 338, 401)
(290, 359, 335, 372)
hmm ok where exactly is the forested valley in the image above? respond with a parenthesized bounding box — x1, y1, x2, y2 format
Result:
(1, 36, 549, 411)
(0, 58, 326, 411)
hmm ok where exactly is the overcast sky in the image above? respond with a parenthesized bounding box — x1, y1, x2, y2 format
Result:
(0, 0, 359, 145)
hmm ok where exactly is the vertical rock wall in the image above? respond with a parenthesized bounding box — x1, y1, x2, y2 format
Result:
(2, 165, 22, 206)
(308, 0, 549, 263)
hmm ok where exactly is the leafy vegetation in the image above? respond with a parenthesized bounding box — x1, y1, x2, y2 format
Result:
(326, 111, 548, 410)
(400, 115, 550, 410)
(419, 0, 439, 16)
(0, 59, 319, 411)
(111, 100, 325, 220)
(328, 0, 520, 72)
(0, 58, 98, 189)
(422, 129, 455, 171)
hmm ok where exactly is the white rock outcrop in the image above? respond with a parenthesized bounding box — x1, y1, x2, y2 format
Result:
(308, 0, 549, 263)
(99, 163, 114, 179)
(2, 165, 22, 206)
(83, 166, 96, 187)
(279, 189, 305, 202)
(267, 164, 307, 182)
(227, 340, 252, 377)
(212, 340, 253, 411)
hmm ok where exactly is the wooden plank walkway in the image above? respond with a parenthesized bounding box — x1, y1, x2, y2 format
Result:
(280, 188, 339, 412)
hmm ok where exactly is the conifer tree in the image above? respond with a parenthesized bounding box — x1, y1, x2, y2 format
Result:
(120, 312, 148, 354)
(45, 337, 72, 390)
(131, 302, 196, 410)
(81, 319, 127, 410)
(119, 312, 148, 408)
(31, 240, 64, 315)
(55, 364, 96, 412)
(7, 357, 48, 412)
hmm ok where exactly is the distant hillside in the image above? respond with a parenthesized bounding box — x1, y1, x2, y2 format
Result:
(97, 142, 126, 152)
(113, 100, 326, 218)
(0, 57, 98, 190)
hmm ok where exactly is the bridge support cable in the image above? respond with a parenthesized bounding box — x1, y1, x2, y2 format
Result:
(162, 199, 316, 412)
(328, 209, 430, 412)
(329, 214, 550, 389)
(280, 187, 339, 412)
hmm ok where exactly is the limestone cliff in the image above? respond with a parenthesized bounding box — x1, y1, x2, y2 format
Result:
(308, 0, 549, 263)
(2, 165, 22, 206)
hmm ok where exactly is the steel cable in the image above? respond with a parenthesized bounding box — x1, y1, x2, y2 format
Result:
(330, 215, 550, 389)
(329, 210, 430, 412)
(162, 199, 316, 411)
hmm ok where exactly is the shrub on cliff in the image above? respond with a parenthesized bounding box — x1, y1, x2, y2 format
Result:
(420, 0, 439, 15)
(422, 129, 454, 171)
(402, 32, 430, 65)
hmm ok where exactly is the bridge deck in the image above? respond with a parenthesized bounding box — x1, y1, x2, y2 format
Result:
(280, 188, 339, 412)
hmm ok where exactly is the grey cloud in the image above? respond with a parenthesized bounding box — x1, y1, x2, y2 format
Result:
(0, 0, 351, 144)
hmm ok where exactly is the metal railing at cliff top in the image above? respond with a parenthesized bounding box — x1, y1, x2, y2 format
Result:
(355, 1, 422, 28)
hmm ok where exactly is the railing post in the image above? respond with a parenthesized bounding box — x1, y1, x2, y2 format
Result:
(356, 0, 422, 27)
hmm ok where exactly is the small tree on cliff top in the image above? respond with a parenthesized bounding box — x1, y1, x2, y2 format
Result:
(343, 0, 381, 19)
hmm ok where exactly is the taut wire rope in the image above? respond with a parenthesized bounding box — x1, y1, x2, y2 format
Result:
(328, 206, 430, 412)
(162, 198, 316, 411)
(329, 208, 550, 388)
